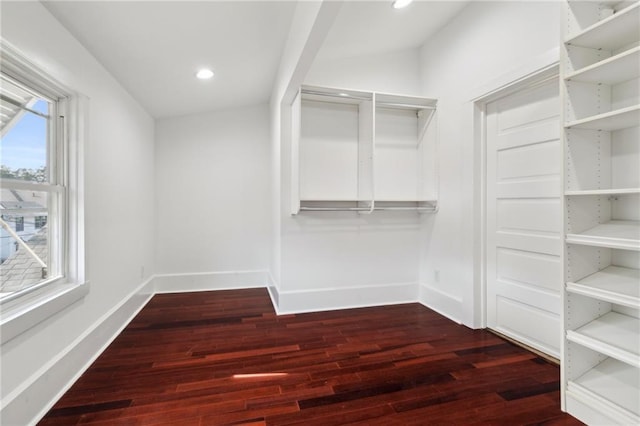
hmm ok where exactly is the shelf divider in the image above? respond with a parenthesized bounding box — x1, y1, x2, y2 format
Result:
(565, 188, 640, 196)
(567, 312, 640, 367)
(566, 220, 640, 250)
(565, 2, 640, 50)
(565, 46, 640, 85)
(567, 265, 640, 309)
(565, 105, 640, 131)
(567, 358, 640, 424)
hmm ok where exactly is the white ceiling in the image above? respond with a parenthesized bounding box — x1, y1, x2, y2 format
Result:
(316, 0, 470, 61)
(43, 1, 297, 119)
(43, 1, 469, 119)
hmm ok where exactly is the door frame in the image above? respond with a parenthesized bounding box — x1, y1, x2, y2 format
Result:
(469, 48, 559, 329)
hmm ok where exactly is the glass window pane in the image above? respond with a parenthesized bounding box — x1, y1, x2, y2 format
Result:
(0, 189, 49, 299)
(0, 77, 50, 183)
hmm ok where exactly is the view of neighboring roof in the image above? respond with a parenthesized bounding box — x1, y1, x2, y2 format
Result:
(0, 76, 37, 136)
(0, 188, 47, 212)
(0, 225, 48, 296)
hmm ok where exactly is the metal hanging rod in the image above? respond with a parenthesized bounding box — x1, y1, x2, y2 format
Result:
(299, 207, 373, 212)
(374, 207, 437, 211)
(299, 205, 438, 213)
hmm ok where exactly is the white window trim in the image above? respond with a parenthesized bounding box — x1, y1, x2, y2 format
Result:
(0, 40, 87, 344)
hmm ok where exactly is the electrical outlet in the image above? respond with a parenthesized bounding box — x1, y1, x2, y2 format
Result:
(434, 269, 440, 283)
(140, 266, 145, 279)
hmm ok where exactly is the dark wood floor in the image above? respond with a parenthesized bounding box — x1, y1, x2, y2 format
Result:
(40, 288, 582, 425)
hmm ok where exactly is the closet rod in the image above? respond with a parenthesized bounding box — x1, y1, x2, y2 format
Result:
(301, 89, 371, 101)
(299, 206, 437, 212)
(299, 206, 373, 212)
(375, 207, 436, 210)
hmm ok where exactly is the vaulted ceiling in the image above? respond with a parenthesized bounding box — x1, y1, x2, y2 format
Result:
(43, 1, 469, 119)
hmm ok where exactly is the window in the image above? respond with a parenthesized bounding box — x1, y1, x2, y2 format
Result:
(0, 74, 62, 299)
(0, 40, 86, 344)
(14, 216, 24, 232)
(35, 215, 47, 229)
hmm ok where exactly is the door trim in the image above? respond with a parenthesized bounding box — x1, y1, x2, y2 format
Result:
(470, 49, 559, 329)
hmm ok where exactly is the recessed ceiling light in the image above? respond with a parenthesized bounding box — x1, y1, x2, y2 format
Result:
(392, 0, 413, 9)
(196, 69, 214, 80)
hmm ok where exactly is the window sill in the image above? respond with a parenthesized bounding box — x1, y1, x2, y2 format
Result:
(0, 282, 89, 344)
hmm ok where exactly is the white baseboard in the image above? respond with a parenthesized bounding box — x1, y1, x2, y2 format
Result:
(266, 272, 280, 311)
(272, 282, 419, 315)
(1, 277, 154, 426)
(419, 283, 463, 324)
(154, 270, 269, 294)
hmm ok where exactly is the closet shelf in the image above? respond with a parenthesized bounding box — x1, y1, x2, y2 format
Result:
(565, 105, 640, 131)
(567, 312, 640, 367)
(567, 265, 640, 309)
(298, 200, 437, 213)
(565, 188, 640, 196)
(566, 358, 640, 423)
(566, 220, 640, 250)
(565, 2, 640, 50)
(565, 46, 640, 85)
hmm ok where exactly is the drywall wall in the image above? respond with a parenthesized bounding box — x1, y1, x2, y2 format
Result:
(0, 2, 155, 424)
(305, 48, 422, 95)
(276, 47, 424, 312)
(269, 0, 342, 291)
(417, 0, 561, 326)
(155, 105, 271, 282)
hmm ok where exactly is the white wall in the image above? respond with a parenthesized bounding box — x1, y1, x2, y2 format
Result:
(155, 105, 271, 280)
(305, 48, 422, 95)
(417, 1, 561, 326)
(0, 1, 155, 424)
(269, 0, 342, 292)
(275, 47, 423, 313)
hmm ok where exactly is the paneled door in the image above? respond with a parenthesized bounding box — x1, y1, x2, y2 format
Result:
(486, 76, 561, 358)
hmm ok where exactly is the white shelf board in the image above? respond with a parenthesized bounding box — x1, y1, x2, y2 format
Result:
(565, 188, 640, 196)
(566, 46, 640, 85)
(301, 85, 373, 105)
(567, 265, 640, 309)
(565, 105, 640, 131)
(567, 312, 640, 367)
(566, 220, 640, 250)
(374, 198, 437, 202)
(375, 92, 437, 109)
(565, 2, 640, 50)
(567, 358, 640, 420)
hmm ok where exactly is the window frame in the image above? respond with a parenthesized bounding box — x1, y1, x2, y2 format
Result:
(0, 40, 87, 344)
(1, 74, 64, 295)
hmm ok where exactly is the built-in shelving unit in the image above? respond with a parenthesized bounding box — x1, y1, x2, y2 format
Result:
(562, 1, 640, 424)
(291, 85, 438, 215)
(566, 358, 639, 425)
(565, 46, 640, 85)
(565, 2, 640, 50)
(567, 311, 639, 366)
(567, 265, 640, 308)
(566, 220, 640, 250)
(565, 105, 640, 131)
(564, 188, 640, 196)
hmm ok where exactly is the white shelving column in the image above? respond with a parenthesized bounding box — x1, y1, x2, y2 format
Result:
(561, 1, 640, 424)
(374, 92, 438, 212)
(292, 85, 438, 214)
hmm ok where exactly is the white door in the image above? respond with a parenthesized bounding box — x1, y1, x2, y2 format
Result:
(486, 76, 562, 358)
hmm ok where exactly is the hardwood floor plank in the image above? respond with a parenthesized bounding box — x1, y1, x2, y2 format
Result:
(38, 289, 582, 425)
